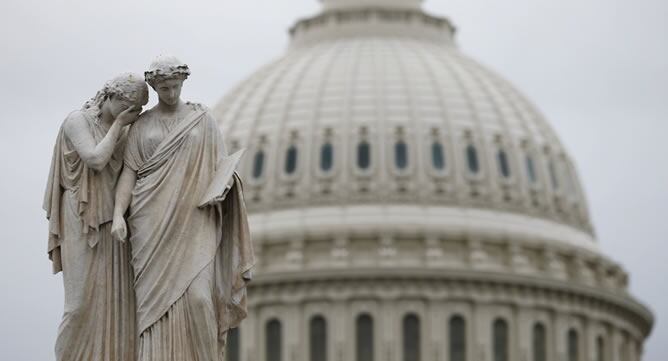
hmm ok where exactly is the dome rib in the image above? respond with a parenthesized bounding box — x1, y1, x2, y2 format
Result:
(453, 51, 542, 212)
(406, 41, 463, 203)
(443, 45, 499, 202)
(340, 40, 370, 199)
(388, 39, 428, 197)
(265, 45, 340, 206)
(456, 54, 522, 206)
(303, 41, 351, 201)
(221, 60, 281, 136)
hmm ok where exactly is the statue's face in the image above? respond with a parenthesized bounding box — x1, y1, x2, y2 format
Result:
(154, 78, 184, 106)
(107, 94, 135, 118)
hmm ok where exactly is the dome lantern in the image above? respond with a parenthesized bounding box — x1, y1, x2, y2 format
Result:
(320, 0, 423, 11)
(291, 0, 455, 48)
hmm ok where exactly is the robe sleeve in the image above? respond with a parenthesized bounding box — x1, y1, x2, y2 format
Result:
(123, 122, 142, 171)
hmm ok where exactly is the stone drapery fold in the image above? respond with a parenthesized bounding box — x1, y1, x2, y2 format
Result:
(44, 109, 124, 273)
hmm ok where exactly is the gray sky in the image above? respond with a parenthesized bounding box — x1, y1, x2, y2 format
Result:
(1, 0, 666, 359)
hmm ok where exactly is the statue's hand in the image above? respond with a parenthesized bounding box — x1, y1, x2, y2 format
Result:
(116, 106, 141, 127)
(111, 215, 128, 242)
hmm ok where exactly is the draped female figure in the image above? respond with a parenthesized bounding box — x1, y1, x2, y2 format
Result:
(112, 56, 254, 361)
(44, 73, 148, 361)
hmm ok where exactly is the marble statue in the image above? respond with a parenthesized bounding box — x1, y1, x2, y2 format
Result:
(44, 73, 148, 361)
(111, 55, 254, 361)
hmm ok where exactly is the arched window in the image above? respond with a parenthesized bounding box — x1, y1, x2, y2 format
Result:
(320, 143, 334, 172)
(568, 329, 579, 361)
(532, 323, 546, 361)
(310, 315, 327, 361)
(596, 336, 605, 361)
(466, 144, 480, 174)
(548, 160, 559, 190)
(403, 314, 421, 361)
(285, 145, 298, 175)
(525, 155, 537, 184)
(449, 315, 466, 361)
(357, 141, 371, 170)
(356, 314, 374, 361)
(431, 142, 446, 171)
(395, 141, 408, 170)
(266, 319, 282, 361)
(252, 150, 265, 179)
(497, 149, 511, 178)
(226, 327, 240, 361)
(493, 319, 508, 361)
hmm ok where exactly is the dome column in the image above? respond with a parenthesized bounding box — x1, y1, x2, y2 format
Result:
(517, 308, 532, 361)
(473, 304, 489, 361)
(330, 301, 346, 361)
(382, 298, 399, 361)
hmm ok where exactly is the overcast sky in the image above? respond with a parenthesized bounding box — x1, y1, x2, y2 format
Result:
(1, 0, 666, 360)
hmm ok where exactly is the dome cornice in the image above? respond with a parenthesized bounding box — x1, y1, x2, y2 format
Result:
(247, 269, 654, 338)
(249, 205, 594, 246)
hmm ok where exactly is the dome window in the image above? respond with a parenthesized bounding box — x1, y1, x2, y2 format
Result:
(466, 144, 480, 174)
(320, 142, 334, 172)
(226, 327, 240, 361)
(402, 314, 421, 361)
(533, 323, 546, 361)
(395, 141, 409, 170)
(497, 150, 511, 178)
(431, 142, 446, 171)
(266, 319, 282, 361)
(449, 315, 466, 361)
(285, 145, 298, 175)
(310, 316, 327, 361)
(568, 329, 579, 361)
(356, 314, 374, 361)
(252, 150, 265, 179)
(493, 319, 508, 361)
(525, 155, 537, 184)
(548, 160, 559, 190)
(357, 141, 371, 170)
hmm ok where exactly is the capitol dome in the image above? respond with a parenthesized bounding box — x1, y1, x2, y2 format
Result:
(213, 1, 653, 360)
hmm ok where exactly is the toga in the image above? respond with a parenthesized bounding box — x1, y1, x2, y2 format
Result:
(123, 103, 254, 361)
(44, 108, 136, 361)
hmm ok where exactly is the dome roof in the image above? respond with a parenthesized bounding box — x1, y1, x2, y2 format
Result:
(213, 1, 596, 252)
(211, 1, 655, 347)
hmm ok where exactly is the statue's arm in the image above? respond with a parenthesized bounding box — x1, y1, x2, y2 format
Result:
(63, 107, 140, 171)
(111, 166, 137, 242)
(63, 113, 125, 171)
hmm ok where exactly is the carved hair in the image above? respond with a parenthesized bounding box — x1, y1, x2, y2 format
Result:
(144, 55, 191, 88)
(83, 73, 149, 113)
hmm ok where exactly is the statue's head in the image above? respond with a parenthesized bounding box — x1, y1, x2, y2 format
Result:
(84, 73, 149, 118)
(145, 55, 190, 106)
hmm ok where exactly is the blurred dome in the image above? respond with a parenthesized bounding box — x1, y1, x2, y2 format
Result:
(214, 2, 595, 251)
(213, 1, 652, 360)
